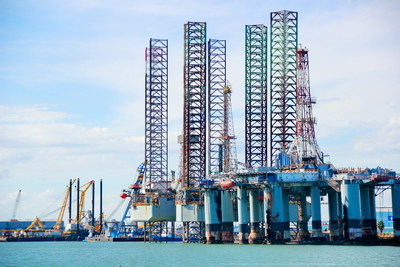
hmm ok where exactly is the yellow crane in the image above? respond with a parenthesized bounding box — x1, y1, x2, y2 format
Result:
(25, 217, 44, 232)
(76, 180, 95, 223)
(53, 179, 76, 231)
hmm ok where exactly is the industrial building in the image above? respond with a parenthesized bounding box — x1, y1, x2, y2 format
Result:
(0, 220, 62, 232)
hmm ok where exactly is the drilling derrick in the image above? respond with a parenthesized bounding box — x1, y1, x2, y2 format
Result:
(208, 39, 226, 173)
(287, 46, 323, 165)
(245, 24, 268, 169)
(145, 38, 169, 190)
(270, 10, 298, 166)
(221, 81, 238, 173)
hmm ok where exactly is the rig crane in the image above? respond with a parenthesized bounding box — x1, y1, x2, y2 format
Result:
(116, 161, 147, 236)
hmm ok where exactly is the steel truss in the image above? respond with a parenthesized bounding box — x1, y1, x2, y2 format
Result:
(182, 22, 207, 187)
(182, 221, 205, 243)
(245, 24, 268, 168)
(145, 38, 169, 189)
(270, 10, 298, 165)
(144, 221, 174, 243)
(208, 39, 226, 173)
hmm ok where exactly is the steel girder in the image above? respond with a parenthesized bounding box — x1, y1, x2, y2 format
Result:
(245, 24, 268, 168)
(270, 10, 298, 165)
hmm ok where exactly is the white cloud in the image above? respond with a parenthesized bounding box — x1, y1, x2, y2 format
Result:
(0, 105, 74, 123)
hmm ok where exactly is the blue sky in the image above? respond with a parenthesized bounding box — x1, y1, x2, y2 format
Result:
(1, 0, 399, 221)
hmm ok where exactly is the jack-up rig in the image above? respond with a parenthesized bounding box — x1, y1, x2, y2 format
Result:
(114, 11, 399, 245)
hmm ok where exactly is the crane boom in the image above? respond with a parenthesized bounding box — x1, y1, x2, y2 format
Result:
(77, 180, 94, 221)
(53, 179, 76, 231)
(116, 161, 147, 236)
(25, 217, 44, 232)
(10, 190, 21, 221)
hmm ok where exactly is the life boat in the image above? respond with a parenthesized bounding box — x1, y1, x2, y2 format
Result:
(120, 193, 127, 199)
(372, 174, 389, 182)
(220, 180, 235, 188)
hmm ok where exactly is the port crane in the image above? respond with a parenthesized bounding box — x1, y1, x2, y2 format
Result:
(52, 179, 76, 231)
(24, 217, 45, 233)
(10, 190, 21, 221)
(77, 180, 95, 223)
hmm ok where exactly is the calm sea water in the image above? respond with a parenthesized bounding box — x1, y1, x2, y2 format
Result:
(1, 242, 399, 267)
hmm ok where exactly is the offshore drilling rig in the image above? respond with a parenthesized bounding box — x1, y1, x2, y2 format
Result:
(119, 10, 399, 245)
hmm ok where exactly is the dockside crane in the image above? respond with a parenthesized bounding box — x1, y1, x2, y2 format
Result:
(10, 190, 21, 221)
(24, 217, 45, 233)
(77, 180, 95, 223)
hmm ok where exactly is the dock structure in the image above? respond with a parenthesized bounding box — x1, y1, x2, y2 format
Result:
(120, 11, 399, 246)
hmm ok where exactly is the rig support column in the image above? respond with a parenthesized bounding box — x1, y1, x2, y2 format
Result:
(204, 190, 222, 244)
(270, 10, 298, 164)
(145, 39, 169, 188)
(208, 39, 227, 173)
(297, 195, 310, 241)
(341, 180, 362, 242)
(100, 179, 103, 234)
(264, 188, 271, 242)
(282, 190, 290, 241)
(245, 24, 268, 168)
(77, 178, 80, 233)
(369, 187, 377, 236)
(268, 185, 288, 243)
(91, 181, 95, 227)
(310, 186, 324, 241)
(249, 190, 261, 243)
(69, 179, 72, 223)
(221, 190, 234, 243)
(360, 186, 376, 242)
(237, 186, 249, 244)
(392, 182, 400, 241)
(328, 191, 340, 241)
